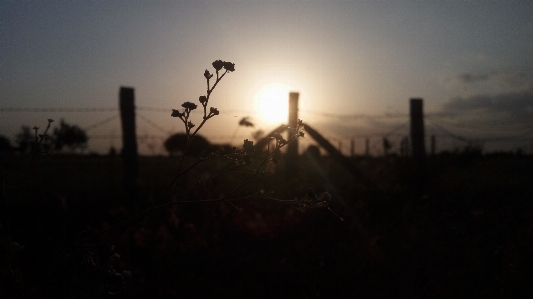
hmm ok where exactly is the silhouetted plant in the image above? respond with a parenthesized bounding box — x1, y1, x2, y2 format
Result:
(1, 118, 56, 297)
(33, 60, 330, 296)
(52, 119, 88, 153)
(14, 119, 55, 155)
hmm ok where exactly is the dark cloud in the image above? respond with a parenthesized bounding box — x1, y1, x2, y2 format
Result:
(442, 68, 533, 130)
(444, 91, 533, 113)
(448, 70, 533, 90)
(441, 91, 533, 131)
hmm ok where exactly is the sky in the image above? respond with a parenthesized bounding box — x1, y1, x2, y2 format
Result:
(1, 0, 533, 155)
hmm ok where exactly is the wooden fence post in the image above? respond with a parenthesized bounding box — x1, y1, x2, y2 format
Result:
(119, 87, 139, 204)
(286, 92, 299, 175)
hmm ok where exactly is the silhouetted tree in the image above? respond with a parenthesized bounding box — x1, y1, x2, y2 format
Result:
(164, 133, 211, 156)
(53, 119, 88, 153)
(0, 135, 12, 155)
(304, 145, 321, 159)
(15, 126, 33, 154)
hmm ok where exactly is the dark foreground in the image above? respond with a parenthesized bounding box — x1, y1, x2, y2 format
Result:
(1, 153, 532, 298)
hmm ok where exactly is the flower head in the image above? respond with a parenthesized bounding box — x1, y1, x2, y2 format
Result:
(199, 96, 207, 104)
(171, 109, 183, 117)
(210, 107, 219, 115)
(204, 69, 213, 79)
(212, 60, 224, 71)
(181, 102, 197, 110)
(48, 119, 54, 123)
(223, 61, 235, 72)
(187, 121, 195, 129)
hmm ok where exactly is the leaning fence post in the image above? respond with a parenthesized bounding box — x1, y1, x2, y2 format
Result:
(119, 87, 139, 204)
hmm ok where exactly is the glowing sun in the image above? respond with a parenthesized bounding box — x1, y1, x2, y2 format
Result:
(253, 83, 290, 125)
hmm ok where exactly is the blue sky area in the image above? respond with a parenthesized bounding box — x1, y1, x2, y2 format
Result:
(2, 1, 533, 155)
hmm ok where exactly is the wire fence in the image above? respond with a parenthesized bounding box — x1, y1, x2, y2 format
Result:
(2, 106, 533, 155)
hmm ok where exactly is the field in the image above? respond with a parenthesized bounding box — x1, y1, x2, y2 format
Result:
(2, 152, 532, 298)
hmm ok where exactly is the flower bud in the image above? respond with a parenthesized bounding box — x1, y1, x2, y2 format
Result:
(182, 102, 197, 110)
(223, 61, 235, 72)
(210, 107, 219, 115)
(171, 109, 183, 117)
(212, 60, 224, 71)
(204, 69, 213, 79)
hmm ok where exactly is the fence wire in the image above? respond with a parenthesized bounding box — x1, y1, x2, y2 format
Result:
(3, 106, 532, 154)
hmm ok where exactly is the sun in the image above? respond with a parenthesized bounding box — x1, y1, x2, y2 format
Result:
(253, 83, 290, 125)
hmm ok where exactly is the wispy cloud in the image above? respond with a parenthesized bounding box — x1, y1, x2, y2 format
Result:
(442, 69, 533, 124)
(446, 70, 533, 92)
(444, 91, 533, 114)
(432, 70, 533, 151)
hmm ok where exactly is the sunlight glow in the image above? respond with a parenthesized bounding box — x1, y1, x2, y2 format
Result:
(253, 83, 290, 125)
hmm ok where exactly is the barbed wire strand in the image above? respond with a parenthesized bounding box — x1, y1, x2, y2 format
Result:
(135, 113, 173, 135)
(84, 115, 120, 131)
(426, 119, 479, 143)
(3, 106, 533, 145)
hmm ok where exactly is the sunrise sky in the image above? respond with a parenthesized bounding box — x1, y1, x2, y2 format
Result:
(2, 1, 533, 155)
